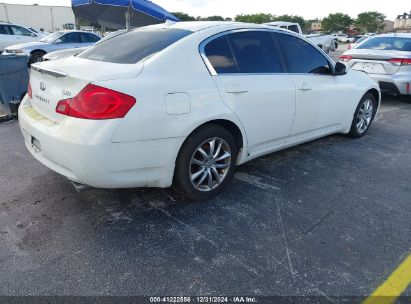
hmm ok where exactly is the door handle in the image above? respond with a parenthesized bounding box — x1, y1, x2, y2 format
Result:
(227, 90, 248, 94)
(226, 85, 248, 94)
(298, 83, 312, 92)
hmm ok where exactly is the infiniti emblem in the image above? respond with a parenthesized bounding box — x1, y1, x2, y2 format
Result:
(40, 82, 46, 91)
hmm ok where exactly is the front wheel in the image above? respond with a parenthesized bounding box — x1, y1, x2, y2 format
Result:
(29, 51, 46, 64)
(347, 93, 377, 138)
(174, 125, 238, 201)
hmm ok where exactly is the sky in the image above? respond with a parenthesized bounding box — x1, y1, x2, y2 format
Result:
(1, 0, 409, 20)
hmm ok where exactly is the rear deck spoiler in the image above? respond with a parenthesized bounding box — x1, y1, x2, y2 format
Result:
(31, 65, 67, 78)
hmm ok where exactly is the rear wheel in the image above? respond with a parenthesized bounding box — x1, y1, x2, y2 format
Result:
(29, 51, 46, 64)
(348, 93, 377, 138)
(174, 125, 238, 201)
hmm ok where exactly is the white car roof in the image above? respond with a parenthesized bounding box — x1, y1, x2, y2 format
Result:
(145, 21, 288, 33)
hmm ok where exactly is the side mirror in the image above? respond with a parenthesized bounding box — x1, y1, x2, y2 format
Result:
(334, 62, 347, 76)
(31, 33, 37, 37)
(54, 39, 63, 44)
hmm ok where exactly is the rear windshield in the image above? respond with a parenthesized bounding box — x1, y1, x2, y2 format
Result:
(357, 36, 411, 51)
(78, 28, 192, 64)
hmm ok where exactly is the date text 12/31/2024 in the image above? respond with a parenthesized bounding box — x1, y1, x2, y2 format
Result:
(149, 296, 258, 303)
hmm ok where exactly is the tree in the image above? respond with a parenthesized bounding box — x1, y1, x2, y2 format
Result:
(200, 16, 225, 21)
(355, 11, 386, 33)
(234, 13, 306, 26)
(235, 13, 274, 24)
(321, 13, 353, 33)
(172, 12, 196, 21)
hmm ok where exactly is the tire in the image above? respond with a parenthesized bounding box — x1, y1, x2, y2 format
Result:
(174, 124, 238, 201)
(29, 51, 46, 64)
(347, 93, 377, 138)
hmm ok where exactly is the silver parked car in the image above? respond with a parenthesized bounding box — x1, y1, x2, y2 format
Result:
(42, 29, 127, 61)
(3, 30, 101, 64)
(340, 34, 411, 98)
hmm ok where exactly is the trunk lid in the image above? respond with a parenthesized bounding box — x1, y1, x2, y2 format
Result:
(347, 49, 411, 75)
(29, 57, 143, 122)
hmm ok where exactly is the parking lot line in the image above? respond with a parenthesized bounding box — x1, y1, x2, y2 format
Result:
(363, 254, 411, 304)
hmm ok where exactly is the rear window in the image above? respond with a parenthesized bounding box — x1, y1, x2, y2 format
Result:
(357, 37, 411, 51)
(78, 28, 192, 64)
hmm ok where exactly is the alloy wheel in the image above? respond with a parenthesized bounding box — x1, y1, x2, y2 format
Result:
(189, 137, 232, 192)
(356, 99, 374, 134)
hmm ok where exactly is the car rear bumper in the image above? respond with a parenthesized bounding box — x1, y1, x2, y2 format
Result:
(18, 97, 184, 189)
(365, 74, 411, 96)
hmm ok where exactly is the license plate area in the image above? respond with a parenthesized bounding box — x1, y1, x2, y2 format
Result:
(31, 136, 41, 153)
(353, 62, 385, 74)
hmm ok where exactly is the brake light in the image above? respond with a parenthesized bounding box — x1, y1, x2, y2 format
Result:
(56, 84, 136, 120)
(389, 58, 411, 66)
(339, 55, 352, 62)
(28, 81, 32, 99)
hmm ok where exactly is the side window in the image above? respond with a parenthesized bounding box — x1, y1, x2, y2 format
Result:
(80, 33, 100, 43)
(60, 33, 80, 43)
(227, 31, 282, 73)
(0, 25, 9, 35)
(276, 33, 332, 74)
(287, 25, 300, 34)
(204, 35, 237, 74)
(10, 25, 33, 36)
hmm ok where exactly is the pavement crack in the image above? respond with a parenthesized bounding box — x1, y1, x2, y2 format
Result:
(304, 211, 334, 235)
(149, 201, 217, 247)
(149, 201, 260, 276)
(276, 201, 297, 280)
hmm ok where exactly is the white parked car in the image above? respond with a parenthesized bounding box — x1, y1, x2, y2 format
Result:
(0, 21, 46, 53)
(4, 30, 101, 64)
(335, 34, 355, 43)
(19, 22, 380, 200)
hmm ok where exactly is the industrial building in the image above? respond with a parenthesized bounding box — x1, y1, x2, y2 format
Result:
(0, 3, 75, 32)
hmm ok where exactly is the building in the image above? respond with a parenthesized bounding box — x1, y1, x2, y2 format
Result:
(394, 12, 411, 32)
(384, 20, 394, 33)
(0, 3, 75, 32)
(310, 21, 322, 32)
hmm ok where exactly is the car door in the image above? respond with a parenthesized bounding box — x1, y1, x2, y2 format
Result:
(202, 30, 296, 154)
(54, 32, 81, 51)
(274, 32, 349, 140)
(79, 33, 100, 47)
(10, 25, 37, 44)
(0, 25, 13, 51)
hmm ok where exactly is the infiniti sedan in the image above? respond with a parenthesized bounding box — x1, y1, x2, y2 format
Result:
(19, 22, 380, 200)
(340, 34, 411, 98)
(4, 30, 101, 64)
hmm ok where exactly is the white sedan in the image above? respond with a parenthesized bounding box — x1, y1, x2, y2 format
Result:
(19, 22, 380, 200)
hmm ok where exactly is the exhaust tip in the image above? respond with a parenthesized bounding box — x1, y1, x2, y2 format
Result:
(70, 180, 91, 192)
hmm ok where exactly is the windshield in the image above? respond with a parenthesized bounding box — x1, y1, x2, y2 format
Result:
(78, 27, 192, 64)
(39, 32, 64, 43)
(355, 37, 369, 44)
(357, 36, 411, 51)
(28, 27, 38, 33)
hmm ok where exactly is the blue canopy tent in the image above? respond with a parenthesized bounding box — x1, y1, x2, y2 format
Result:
(72, 0, 180, 30)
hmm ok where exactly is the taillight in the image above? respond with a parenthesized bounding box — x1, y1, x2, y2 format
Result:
(28, 81, 32, 99)
(56, 84, 136, 120)
(339, 55, 352, 62)
(389, 58, 411, 66)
